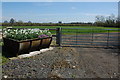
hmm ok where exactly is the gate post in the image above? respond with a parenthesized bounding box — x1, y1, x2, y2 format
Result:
(107, 30, 110, 48)
(56, 28, 62, 46)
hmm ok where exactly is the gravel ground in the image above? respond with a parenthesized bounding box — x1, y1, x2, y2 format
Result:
(2, 47, 119, 79)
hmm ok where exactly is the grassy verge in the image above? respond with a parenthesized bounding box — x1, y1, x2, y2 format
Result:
(0, 42, 9, 65)
(1, 55, 8, 64)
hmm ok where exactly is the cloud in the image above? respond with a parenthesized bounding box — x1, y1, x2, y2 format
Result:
(2, 16, 11, 20)
(85, 13, 111, 16)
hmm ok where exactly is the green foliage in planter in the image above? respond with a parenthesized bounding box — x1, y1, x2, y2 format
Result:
(42, 29, 52, 36)
(3, 28, 52, 41)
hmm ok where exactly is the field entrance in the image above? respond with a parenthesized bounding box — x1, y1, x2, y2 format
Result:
(61, 28, 119, 48)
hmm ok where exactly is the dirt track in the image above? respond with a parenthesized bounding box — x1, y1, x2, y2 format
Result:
(2, 47, 119, 78)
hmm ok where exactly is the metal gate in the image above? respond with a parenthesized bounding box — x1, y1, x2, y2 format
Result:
(61, 28, 119, 48)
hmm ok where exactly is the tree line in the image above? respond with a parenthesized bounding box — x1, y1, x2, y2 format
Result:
(94, 14, 119, 27)
(2, 14, 120, 27)
(2, 18, 93, 26)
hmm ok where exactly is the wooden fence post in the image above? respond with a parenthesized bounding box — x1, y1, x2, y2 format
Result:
(56, 28, 62, 46)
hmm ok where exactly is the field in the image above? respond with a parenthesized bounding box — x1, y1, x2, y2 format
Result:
(2, 26, 120, 29)
(2, 26, 120, 35)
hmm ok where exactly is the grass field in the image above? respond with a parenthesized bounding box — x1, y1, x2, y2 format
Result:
(2, 25, 120, 29)
(2, 26, 120, 35)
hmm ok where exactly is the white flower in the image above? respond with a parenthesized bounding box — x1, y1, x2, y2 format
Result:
(3, 75, 8, 78)
(39, 30, 43, 33)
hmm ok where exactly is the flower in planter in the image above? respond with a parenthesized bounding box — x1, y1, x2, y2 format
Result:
(3, 28, 52, 41)
(38, 34, 49, 38)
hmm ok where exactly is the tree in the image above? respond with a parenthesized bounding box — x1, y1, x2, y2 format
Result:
(95, 15, 105, 26)
(116, 17, 120, 27)
(4, 20, 8, 23)
(95, 14, 118, 27)
(106, 14, 116, 24)
(58, 21, 62, 24)
(95, 15, 105, 23)
(9, 18, 15, 26)
(28, 21, 32, 23)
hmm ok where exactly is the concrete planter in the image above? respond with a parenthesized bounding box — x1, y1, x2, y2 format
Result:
(3, 37, 52, 56)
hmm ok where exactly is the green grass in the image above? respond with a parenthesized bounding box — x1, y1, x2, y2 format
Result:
(1, 55, 9, 64)
(2, 26, 120, 35)
(0, 42, 9, 65)
(2, 25, 120, 29)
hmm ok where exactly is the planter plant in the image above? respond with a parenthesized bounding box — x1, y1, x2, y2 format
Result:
(3, 28, 52, 56)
